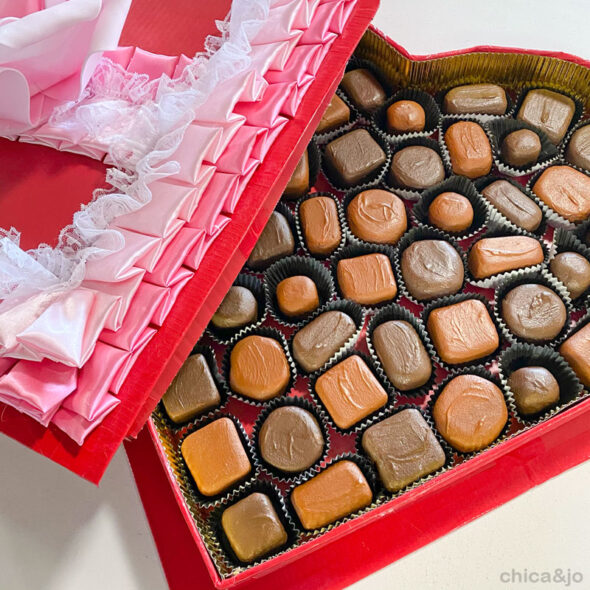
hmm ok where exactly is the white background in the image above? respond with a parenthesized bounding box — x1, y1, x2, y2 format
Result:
(2, 1, 590, 589)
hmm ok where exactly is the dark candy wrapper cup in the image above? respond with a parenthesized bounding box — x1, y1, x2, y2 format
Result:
(286, 453, 380, 534)
(493, 269, 572, 348)
(222, 326, 297, 407)
(412, 175, 488, 239)
(264, 255, 335, 327)
(207, 274, 267, 344)
(251, 396, 330, 482)
(372, 88, 441, 144)
(208, 480, 300, 569)
(308, 350, 395, 434)
(425, 366, 515, 459)
(499, 343, 583, 425)
(366, 303, 437, 398)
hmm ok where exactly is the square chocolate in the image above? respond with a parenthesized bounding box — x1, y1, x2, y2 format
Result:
(337, 252, 397, 305)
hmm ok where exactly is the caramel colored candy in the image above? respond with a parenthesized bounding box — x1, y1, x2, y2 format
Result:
(291, 460, 373, 529)
(428, 192, 474, 232)
(181, 418, 251, 496)
(386, 100, 425, 134)
(560, 323, 590, 387)
(276, 275, 319, 317)
(162, 354, 221, 424)
(468, 236, 544, 279)
(230, 335, 290, 401)
(566, 124, 590, 170)
(501, 129, 542, 168)
(550, 251, 590, 299)
(346, 189, 407, 244)
(283, 150, 309, 199)
(445, 121, 492, 178)
(443, 84, 507, 116)
(433, 375, 507, 452)
(517, 89, 575, 144)
(337, 253, 397, 305)
(532, 166, 590, 222)
(427, 299, 499, 365)
(316, 94, 350, 134)
(221, 493, 287, 563)
(300, 196, 342, 255)
(315, 355, 388, 429)
(340, 69, 386, 113)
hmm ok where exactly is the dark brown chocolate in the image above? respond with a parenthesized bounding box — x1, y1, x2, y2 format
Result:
(507, 366, 560, 415)
(247, 212, 295, 269)
(549, 251, 590, 299)
(211, 286, 258, 329)
(390, 146, 445, 190)
(566, 124, 590, 170)
(481, 180, 542, 232)
(501, 129, 541, 168)
(340, 69, 386, 113)
(316, 94, 350, 134)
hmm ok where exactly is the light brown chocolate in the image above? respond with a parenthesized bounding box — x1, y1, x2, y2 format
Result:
(560, 323, 590, 387)
(445, 121, 492, 178)
(566, 124, 590, 170)
(443, 84, 507, 115)
(390, 146, 445, 189)
(316, 94, 350, 134)
(428, 192, 474, 233)
(211, 286, 258, 329)
(340, 69, 386, 112)
(517, 89, 575, 144)
(508, 367, 560, 415)
(501, 129, 542, 168)
(337, 253, 397, 305)
(276, 275, 319, 317)
(283, 150, 309, 199)
(300, 196, 341, 255)
(481, 180, 542, 232)
(549, 251, 590, 299)
(247, 212, 295, 269)
(386, 100, 425, 134)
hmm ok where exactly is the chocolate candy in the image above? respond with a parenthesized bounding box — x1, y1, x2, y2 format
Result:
(162, 354, 221, 423)
(386, 100, 425, 134)
(444, 121, 492, 178)
(212, 286, 258, 329)
(283, 150, 309, 199)
(300, 196, 341, 255)
(433, 374, 507, 452)
(390, 146, 445, 190)
(247, 212, 295, 269)
(508, 367, 560, 415)
(443, 84, 507, 116)
(316, 93, 350, 134)
(290, 460, 373, 529)
(401, 240, 464, 301)
(372, 320, 432, 390)
(324, 129, 386, 187)
(427, 299, 499, 365)
(501, 129, 542, 168)
(468, 236, 544, 279)
(427, 192, 474, 233)
(501, 284, 566, 342)
(315, 355, 388, 429)
(517, 89, 575, 144)
(481, 180, 542, 232)
(362, 409, 445, 492)
(292, 310, 356, 372)
(340, 69, 386, 113)
(549, 251, 590, 299)
(559, 322, 590, 386)
(181, 417, 251, 496)
(566, 124, 590, 170)
(276, 276, 319, 317)
(230, 335, 290, 401)
(258, 406, 324, 473)
(337, 252, 397, 305)
(347, 189, 407, 244)
(221, 493, 287, 563)
(532, 166, 590, 222)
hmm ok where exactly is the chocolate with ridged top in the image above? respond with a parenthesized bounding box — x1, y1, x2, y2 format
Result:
(549, 251, 590, 299)
(372, 320, 432, 390)
(401, 240, 464, 301)
(258, 406, 324, 473)
(247, 212, 295, 269)
(517, 89, 575, 144)
(508, 366, 560, 415)
(501, 284, 566, 342)
(211, 286, 258, 329)
(337, 253, 397, 305)
(428, 192, 474, 233)
(300, 196, 341, 256)
(292, 310, 356, 372)
(340, 69, 386, 113)
(445, 121, 492, 179)
(390, 146, 445, 190)
(362, 409, 445, 491)
(501, 129, 542, 168)
(481, 180, 542, 232)
(443, 84, 507, 115)
(316, 93, 350, 134)
(283, 150, 309, 199)
(566, 125, 590, 170)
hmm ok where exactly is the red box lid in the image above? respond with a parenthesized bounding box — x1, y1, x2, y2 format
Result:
(0, 0, 379, 482)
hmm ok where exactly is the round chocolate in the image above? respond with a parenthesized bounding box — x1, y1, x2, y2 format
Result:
(507, 366, 560, 415)
(549, 251, 590, 299)
(386, 100, 425, 134)
(433, 374, 508, 453)
(347, 189, 407, 244)
(390, 146, 445, 190)
(501, 284, 567, 342)
(427, 192, 474, 233)
(276, 275, 319, 317)
(258, 406, 324, 473)
(401, 240, 464, 301)
(212, 286, 258, 329)
(566, 124, 590, 170)
(501, 129, 542, 168)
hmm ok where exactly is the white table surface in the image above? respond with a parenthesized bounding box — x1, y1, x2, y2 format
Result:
(2, 2, 590, 589)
